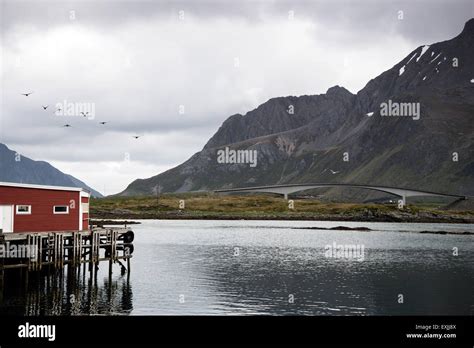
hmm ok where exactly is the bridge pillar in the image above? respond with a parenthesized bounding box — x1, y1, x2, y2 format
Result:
(398, 195, 406, 209)
(283, 193, 288, 200)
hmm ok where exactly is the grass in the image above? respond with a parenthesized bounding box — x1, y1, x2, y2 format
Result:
(90, 192, 474, 223)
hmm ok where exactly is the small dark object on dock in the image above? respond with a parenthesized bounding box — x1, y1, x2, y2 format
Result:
(118, 230, 135, 243)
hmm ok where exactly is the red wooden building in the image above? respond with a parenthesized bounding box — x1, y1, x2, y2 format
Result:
(0, 182, 90, 233)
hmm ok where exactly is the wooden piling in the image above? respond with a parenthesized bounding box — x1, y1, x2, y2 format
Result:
(0, 227, 133, 284)
(0, 234, 4, 304)
(108, 229, 113, 277)
(38, 235, 43, 271)
(127, 256, 131, 282)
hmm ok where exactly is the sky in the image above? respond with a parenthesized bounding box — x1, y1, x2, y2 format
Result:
(1, 0, 473, 195)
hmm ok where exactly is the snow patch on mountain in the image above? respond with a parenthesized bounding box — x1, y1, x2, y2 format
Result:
(407, 52, 418, 64)
(430, 53, 441, 64)
(416, 45, 430, 62)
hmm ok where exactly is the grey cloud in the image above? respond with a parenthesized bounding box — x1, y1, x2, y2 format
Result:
(1, 0, 472, 193)
(2, 0, 472, 44)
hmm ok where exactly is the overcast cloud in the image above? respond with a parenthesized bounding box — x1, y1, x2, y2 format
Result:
(1, 0, 472, 194)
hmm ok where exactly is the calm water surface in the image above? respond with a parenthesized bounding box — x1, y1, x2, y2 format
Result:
(1, 220, 473, 315)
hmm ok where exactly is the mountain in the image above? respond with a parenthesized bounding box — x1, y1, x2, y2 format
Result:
(0, 143, 103, 197)
(119, 19, 474, 199)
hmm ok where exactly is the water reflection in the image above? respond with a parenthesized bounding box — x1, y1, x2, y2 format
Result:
(1, 220, 473, 316)
(132, 244, 474, 315)
(129, 220, 474, 315)
(0, 263, 133, 315)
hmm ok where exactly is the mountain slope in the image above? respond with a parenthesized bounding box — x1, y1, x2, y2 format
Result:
(0, 143, 103, 197)
(119, 19, 474, 198)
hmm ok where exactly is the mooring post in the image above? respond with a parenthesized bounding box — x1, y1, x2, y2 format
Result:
(77, 233, 81, 265)
(38, 235, 43, 271)
(54, 233, 61, 269)
(72, 233, 76, 266)
(108, 230, 113, 278)
(93, 231, 99, 264)
(59, 234, 62, 268)
(127, 256, 131, 281)
(54, 234, 58, 269)
(79, 233, 83, 266)
(94, 264, 98, 286)
(89, 232, 94, 270)
(90, 232, 94, 276)
(75, 233, 78, 265)
(31, 234, 39, 272)
(47, 233, 54, 272)
(89, 249, 94, 279)
(27, 234, 31, 272)
(61, 234, 65, 268)
(30, 234, 34, 271)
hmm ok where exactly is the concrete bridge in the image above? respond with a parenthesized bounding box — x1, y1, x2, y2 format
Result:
(215, 183, 466, 207)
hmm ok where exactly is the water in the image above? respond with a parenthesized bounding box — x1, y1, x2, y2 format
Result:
(1, 220, 473, 315)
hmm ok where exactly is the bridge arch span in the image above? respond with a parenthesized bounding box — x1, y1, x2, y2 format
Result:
(215, 183, 466, 207)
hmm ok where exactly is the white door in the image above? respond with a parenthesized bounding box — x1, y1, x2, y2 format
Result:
(0, 205, 14, 233)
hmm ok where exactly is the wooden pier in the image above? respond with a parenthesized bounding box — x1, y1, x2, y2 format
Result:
(0, 227, 135, 315)
(0, 227, 134, 277)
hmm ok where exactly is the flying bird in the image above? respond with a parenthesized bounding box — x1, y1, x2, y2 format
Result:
(132, 135, 141, 139)
(329, 169, 340, 174)
(21, 92, 34, 97)
(81, 112, 90, 117)
(63, 124, 72, 128)
(99, 122, 107, 125)
(42, 105, 49, 110)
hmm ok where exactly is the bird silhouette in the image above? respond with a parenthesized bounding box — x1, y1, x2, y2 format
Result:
(329, 169, 340, 174)
(42, 105, 49, 110)
(132, 135, 141, 139)
(63, 124, 72, 127)
(99, 122, 107, 125)
(81, 112, 90, 117)
(21, 92, 34, 97)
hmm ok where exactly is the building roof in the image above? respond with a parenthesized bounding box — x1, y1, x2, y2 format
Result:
(0, 181, 89, 193)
